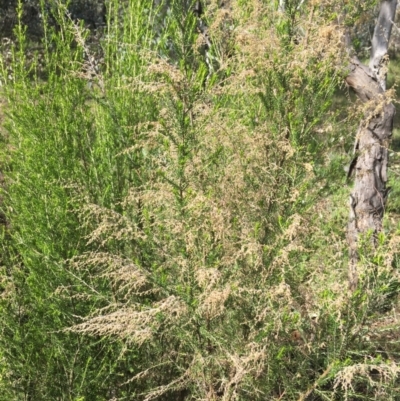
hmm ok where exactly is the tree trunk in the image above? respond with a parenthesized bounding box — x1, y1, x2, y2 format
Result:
(346, 0, 397, 291)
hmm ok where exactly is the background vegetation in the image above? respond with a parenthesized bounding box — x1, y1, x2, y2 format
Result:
(0, 0, 400, 400)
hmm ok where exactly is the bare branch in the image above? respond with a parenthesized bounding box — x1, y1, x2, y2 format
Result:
(369, 0, 398, 90)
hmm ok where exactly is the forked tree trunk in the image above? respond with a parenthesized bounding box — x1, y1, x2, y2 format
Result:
(346, 0, 397, 291)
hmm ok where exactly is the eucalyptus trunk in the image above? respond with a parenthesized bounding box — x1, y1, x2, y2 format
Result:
(346, 0, 397, 290)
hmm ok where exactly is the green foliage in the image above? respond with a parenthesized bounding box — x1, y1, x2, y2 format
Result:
(0, 1, 399, 400)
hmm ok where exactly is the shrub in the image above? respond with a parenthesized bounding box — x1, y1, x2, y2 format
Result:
(1, 1, 400, 400)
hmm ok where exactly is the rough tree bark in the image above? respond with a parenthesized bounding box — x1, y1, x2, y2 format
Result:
(346, 0, 397, 291)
